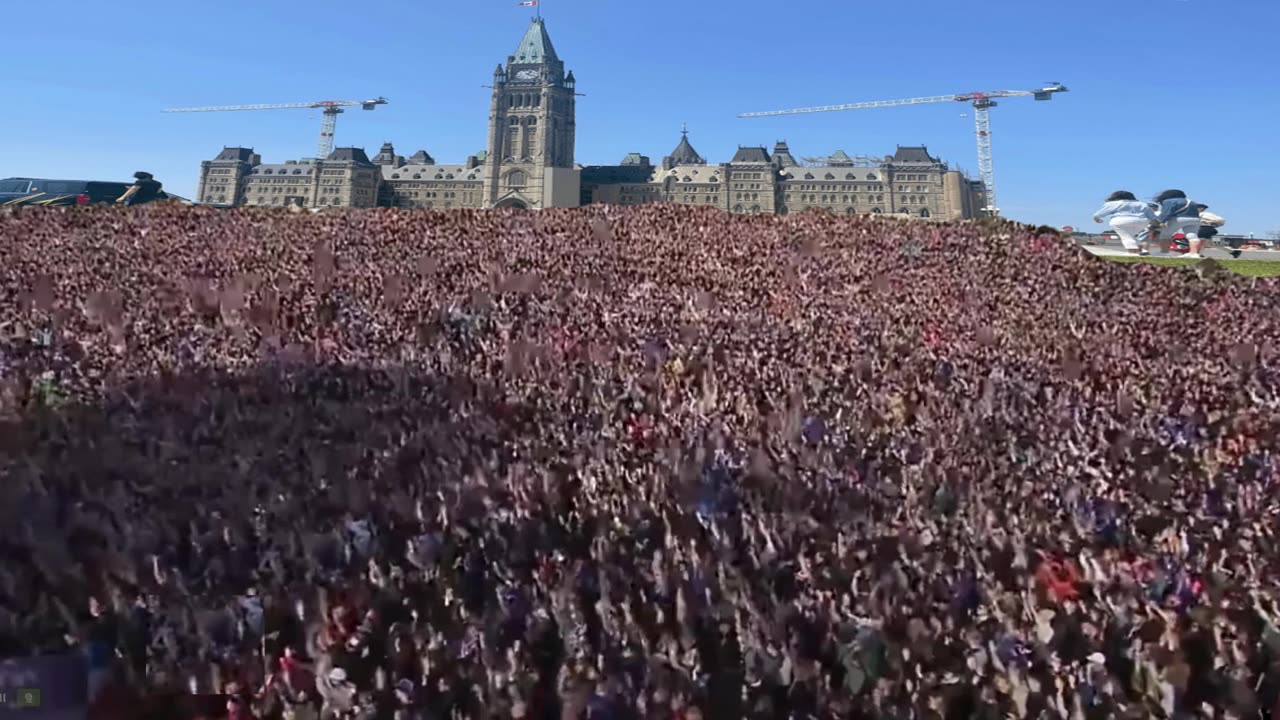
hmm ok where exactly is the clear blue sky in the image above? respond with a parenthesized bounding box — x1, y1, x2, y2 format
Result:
(4, 0, 1277, 234)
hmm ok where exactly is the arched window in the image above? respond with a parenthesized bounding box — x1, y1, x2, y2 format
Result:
(750, 205, 760, 213)
(804, 173, 814, 180)
(523, 116, 537, 157)
(866, 174, 876, 180)
(733, 204, 744, 213)
(920, 208, 931, 217)
(391, 174, 400, 179)
(824, 173, 834, 180)
(845, 173, 855, 180)
(506, 169, 528, 188)
(877, 194, 884, 202)
(871, 207, 882, 213)
(846, 207, 856, 214)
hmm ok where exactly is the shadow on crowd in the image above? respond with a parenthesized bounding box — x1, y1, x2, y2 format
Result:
(2, 203, 1280, 719)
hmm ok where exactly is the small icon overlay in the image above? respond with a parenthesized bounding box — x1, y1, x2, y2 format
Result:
(0, 688, 42, 710)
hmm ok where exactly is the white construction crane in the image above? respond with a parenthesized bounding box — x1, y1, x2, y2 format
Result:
(739, 83, 1067, 216)
(163, 97, 389, 160)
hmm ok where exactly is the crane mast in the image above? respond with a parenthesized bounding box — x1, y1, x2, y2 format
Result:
(163, 97, 389, 159)
(739, 84, 1067, 216)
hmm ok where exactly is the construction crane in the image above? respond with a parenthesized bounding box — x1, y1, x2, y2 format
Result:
(739, 83, 1067, 216)
(163, 97, 389, 160)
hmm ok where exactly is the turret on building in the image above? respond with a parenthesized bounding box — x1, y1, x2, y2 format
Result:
(480, 17, 580, 209)
(195, 18, 984, 217)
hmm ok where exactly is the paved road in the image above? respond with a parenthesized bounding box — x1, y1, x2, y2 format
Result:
(1078, 240, 1280, 263)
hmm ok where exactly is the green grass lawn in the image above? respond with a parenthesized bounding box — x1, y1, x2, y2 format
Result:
(1098, 255, 1280, 277)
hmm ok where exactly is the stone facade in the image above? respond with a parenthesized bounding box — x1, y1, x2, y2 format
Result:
(198, 147, 380, 209)
(196, 18, 984, 219)
(581, 138, 985, 220)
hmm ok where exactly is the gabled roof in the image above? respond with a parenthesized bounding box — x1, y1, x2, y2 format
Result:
(771, 141, 798, 166)
(890, 146, 938, 164)
(409, 150, 435, 164)
(383, 164, 484, 182)
(651, 165, 722, 184)
(512, 18, 559, 65)
(730, 146, 770, 164)
(667, 129, 705, 165)
(215, 147, 256, 162)
(581, 165, 654, 184)
(325, 148, 374, 165)
(371, 142, 401, 165)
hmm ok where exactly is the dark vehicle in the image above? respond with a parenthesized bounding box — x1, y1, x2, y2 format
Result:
(0, 177, 131, 206)
(0, 177, 196, 207)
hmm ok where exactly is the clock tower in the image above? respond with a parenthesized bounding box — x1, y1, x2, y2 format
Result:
(483, 17, 579, 209)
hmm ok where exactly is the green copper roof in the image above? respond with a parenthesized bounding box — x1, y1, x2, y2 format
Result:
(512, 18, 559, 64)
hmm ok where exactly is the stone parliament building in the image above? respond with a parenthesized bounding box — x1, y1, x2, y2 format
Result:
(196, 18, 986, 219)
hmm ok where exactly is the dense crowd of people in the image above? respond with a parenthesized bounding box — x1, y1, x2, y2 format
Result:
(1, 202, 1279, 719)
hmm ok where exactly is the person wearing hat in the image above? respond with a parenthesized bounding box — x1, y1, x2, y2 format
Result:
(116, 171, 164, 206)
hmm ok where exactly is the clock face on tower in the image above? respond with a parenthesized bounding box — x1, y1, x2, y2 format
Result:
(514, 69, 539, 82)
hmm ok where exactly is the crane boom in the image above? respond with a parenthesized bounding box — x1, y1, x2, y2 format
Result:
(162, 97, 389, 159)
(738, 84, 1066, 216)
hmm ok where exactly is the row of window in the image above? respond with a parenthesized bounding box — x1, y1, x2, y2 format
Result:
(394, 190, 463, 199)
(790, 193, 886, 204)
(802, 172, 878, 181)
(507, 93, 541, 109)
(390, 172, 463, 180)
(789, 183, 881, 192)
(394, 198, 455, 210)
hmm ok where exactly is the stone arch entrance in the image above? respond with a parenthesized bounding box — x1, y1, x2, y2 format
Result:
(495, 198, 529, 210)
